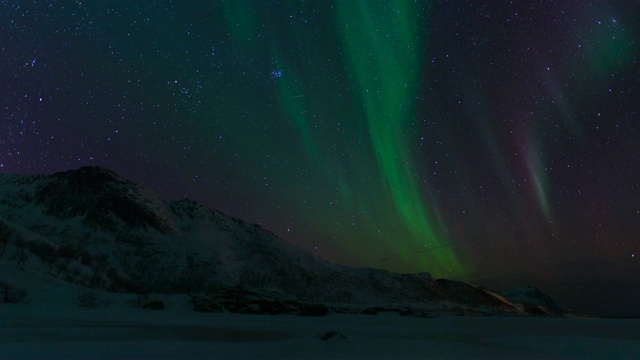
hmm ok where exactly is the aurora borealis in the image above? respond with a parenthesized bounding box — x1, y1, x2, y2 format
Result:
(1, 1, 639, 315)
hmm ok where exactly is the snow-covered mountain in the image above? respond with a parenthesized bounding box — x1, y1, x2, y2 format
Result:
(497, 285, 563, 313)
(0, 166, 561, 316)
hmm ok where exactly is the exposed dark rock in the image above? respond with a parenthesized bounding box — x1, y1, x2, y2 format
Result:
(0, 281, 28, 303)
(314, 331, 347, 341)
(143, 300, 165, 310)
(361, 308, 379, 315)
(188, 289, 331, 316)
(189, 293, 224, 313)
(360, 306, 406, 316)
(297, 303, 330, 317)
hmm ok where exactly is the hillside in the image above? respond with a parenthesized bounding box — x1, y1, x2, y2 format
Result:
(0, 166, 561, 316)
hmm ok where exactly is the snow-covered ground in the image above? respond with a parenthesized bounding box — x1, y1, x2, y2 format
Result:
(1, 255, 638, 359)
(2, 294, 639, 359)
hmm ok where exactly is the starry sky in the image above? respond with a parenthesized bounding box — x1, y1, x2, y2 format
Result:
(2, 0, 639, 316)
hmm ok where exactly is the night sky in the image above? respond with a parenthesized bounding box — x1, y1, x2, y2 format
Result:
(2, 1, 639, 315)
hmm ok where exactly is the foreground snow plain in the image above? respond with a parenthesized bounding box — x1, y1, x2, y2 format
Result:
(2, 294, 639, 359)
(2, 265, 639, 359)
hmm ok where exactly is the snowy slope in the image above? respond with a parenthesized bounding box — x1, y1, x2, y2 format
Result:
(497, 285, 563, 313)
(0, 166, 556, 315)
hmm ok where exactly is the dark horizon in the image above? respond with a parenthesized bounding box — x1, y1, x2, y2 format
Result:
(1, 1, 638, 316)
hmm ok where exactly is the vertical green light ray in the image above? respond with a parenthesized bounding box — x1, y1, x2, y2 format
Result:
(273, 58, 320, 159)
(337, 0, 464, 276)
(525, 137, 552, 222)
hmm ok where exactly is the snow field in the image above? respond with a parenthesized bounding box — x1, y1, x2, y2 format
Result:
(2, 298, 639, 359)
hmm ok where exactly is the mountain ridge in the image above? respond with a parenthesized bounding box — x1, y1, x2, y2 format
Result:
(0, 166, 563, 316)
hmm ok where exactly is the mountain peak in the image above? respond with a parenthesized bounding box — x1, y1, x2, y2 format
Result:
(29, 166, 174, 233)
(52, 166, 128, 187)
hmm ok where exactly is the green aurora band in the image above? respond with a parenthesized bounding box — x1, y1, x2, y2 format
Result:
(222, 0, 468, 277)
(335, 1, 464, 276)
